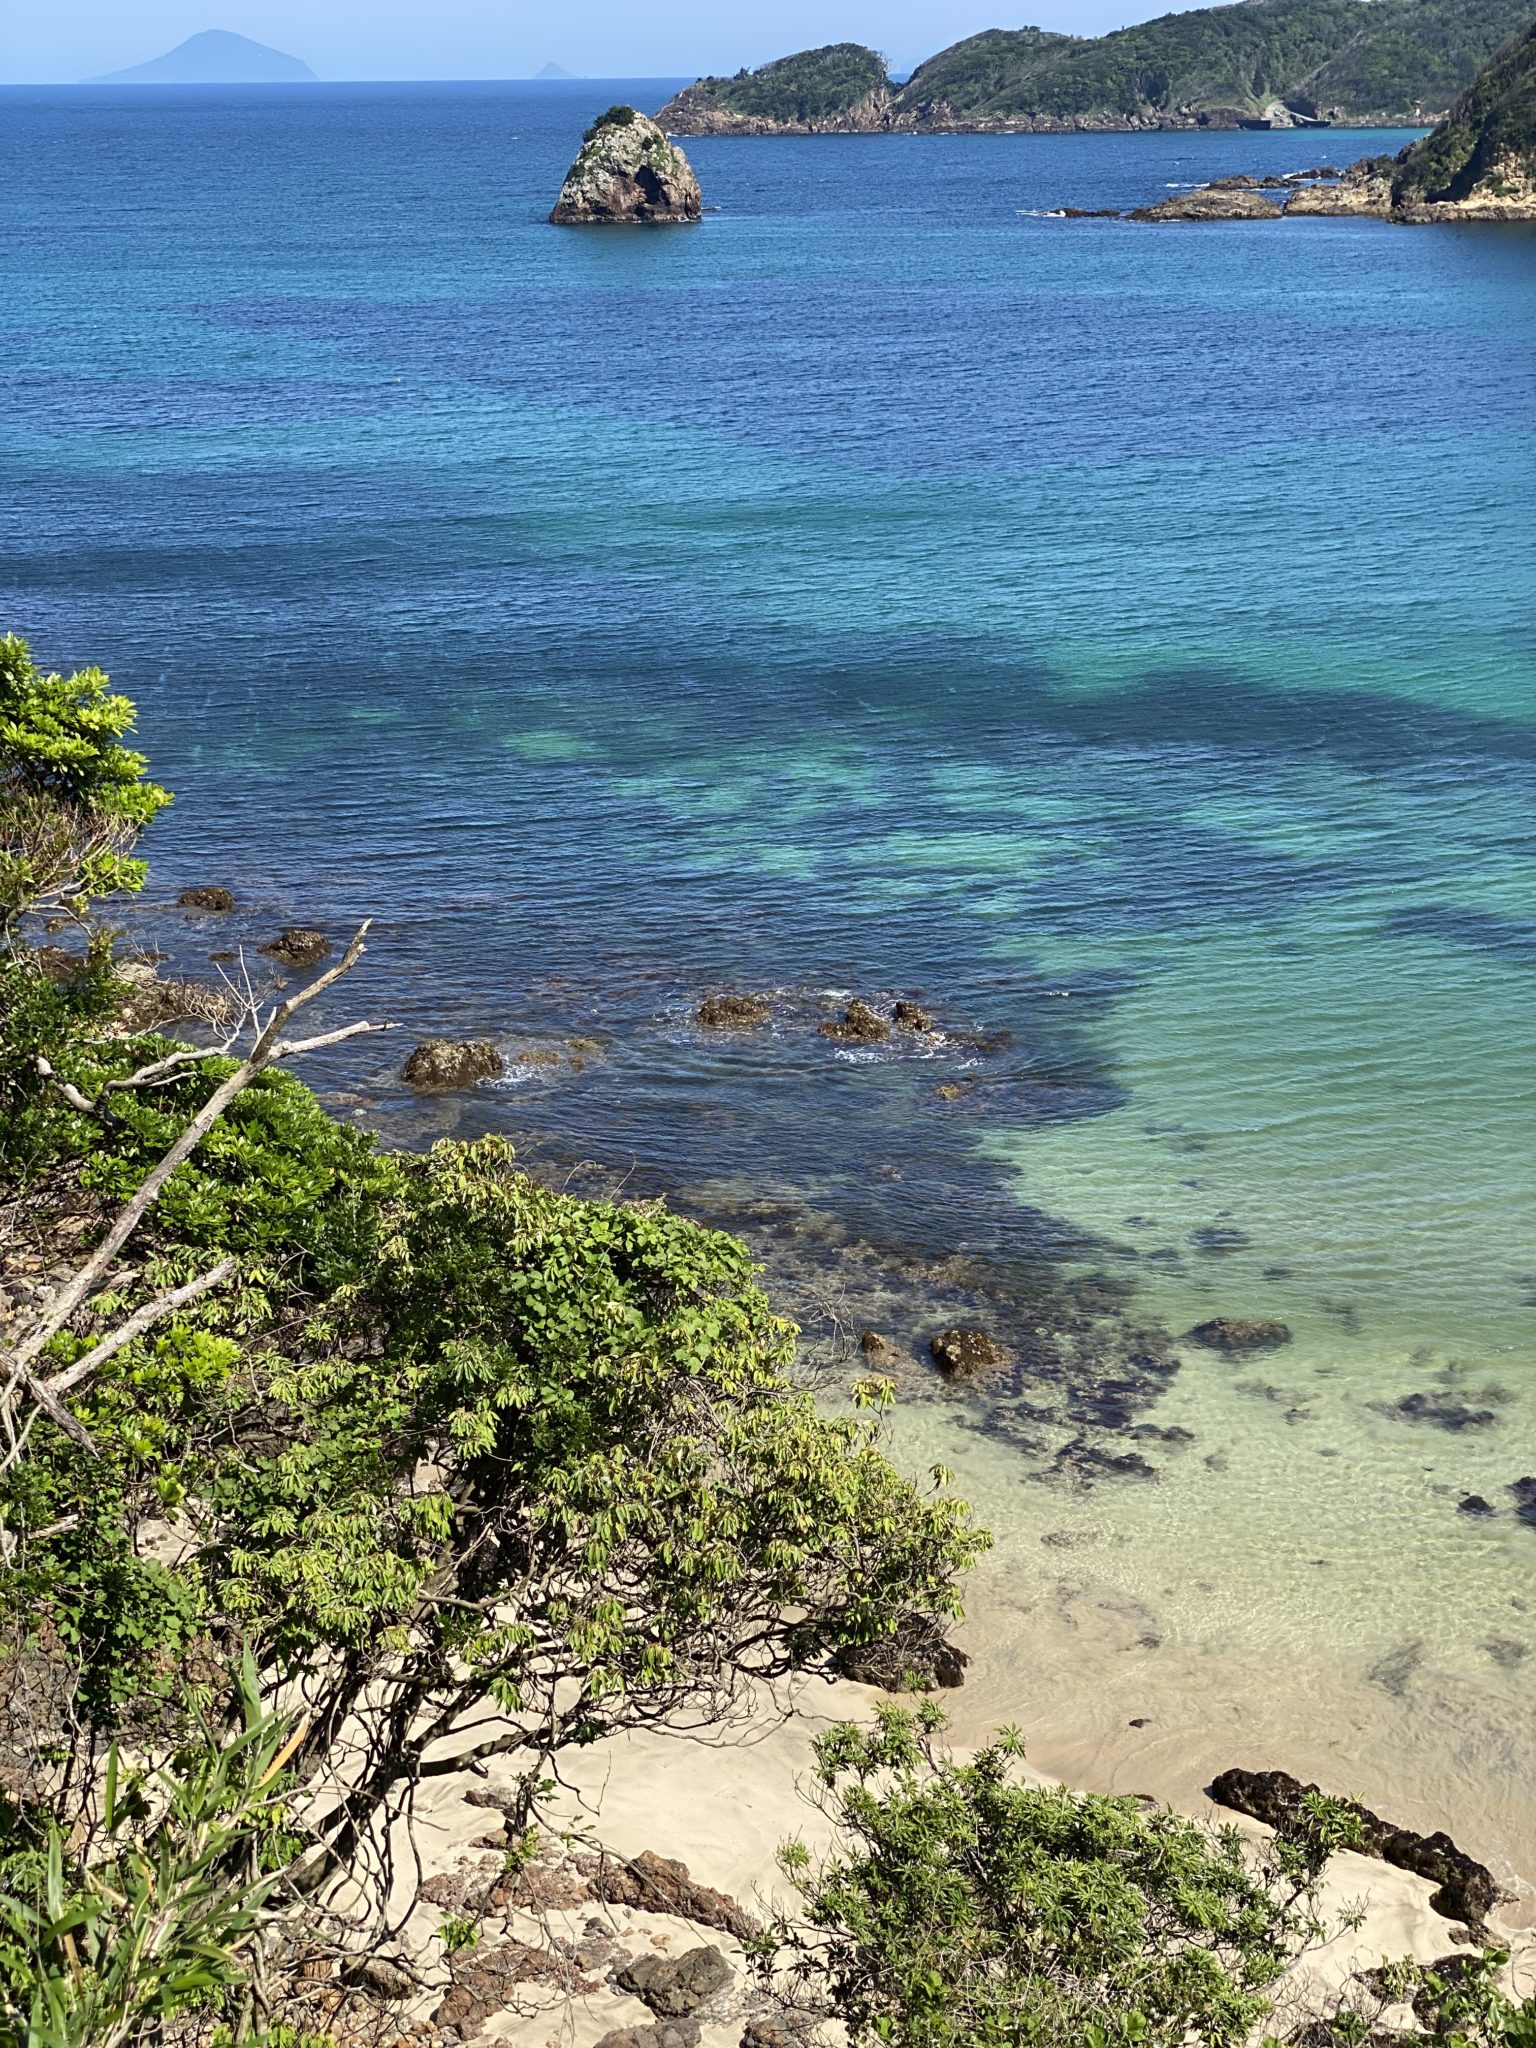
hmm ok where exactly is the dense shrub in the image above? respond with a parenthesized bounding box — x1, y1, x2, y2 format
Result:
(0, 635, 168, 935)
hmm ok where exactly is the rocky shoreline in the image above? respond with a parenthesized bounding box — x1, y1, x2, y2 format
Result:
(99, 901, 1536, 1549)
(657, 100, 1358, 137)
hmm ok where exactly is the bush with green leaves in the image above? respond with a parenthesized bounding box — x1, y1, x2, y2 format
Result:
(0, 949, 985, 1907)
(0, 636, 168, 936)
(764, 1704, 1369, 2048)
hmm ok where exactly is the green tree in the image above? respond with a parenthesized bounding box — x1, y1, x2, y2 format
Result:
(0, 635, 169, 936)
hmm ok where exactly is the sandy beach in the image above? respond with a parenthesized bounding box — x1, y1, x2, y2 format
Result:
(363, 1663, 1536, 2045)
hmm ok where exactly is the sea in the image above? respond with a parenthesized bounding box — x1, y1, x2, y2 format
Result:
(3, 79, 1534, 1911)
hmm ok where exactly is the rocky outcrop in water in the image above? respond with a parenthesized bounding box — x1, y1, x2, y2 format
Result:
(1130, 186, 1285, 220)
(657, 44, 893, 134)
(1208, 1766, 1500, 1927)
(176, 884, 233, 911)
(1283, 155, 1396, 211)
(1389, 17, 1536, 217)
(656, 1, 1533, 134)
(114, 959, 235, 1032)
(401, 1039, 503, 1089)
(698, 993, 773, 1027)
(259, 926, 330, 968)
(550, 107, 701, 224)
(819, 1000, 891, 1043)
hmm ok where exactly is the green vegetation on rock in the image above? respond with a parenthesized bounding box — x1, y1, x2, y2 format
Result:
(658, 0, 1535, 132)
(913, 0, 1532, 124)
(1391, 14, 1536, 200)
(686, 41, 888, 123)
(656, 43, 893, 132)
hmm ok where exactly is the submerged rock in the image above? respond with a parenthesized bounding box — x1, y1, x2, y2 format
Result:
(1457, 1493, 1497, 1517)
(259, 926, 329, 968)
(1379, 1391, 1498, 1432)
(835, 1610, 970, 1691)
(616, 1945, 733, 2018)
(1512, 1476, 1536, 1525)
(819, 999, 891, 1043)
(929, 1327, 1005, 1382)
(859, 1328, 903, 1366)
(176, 884, 233, 911)
(1188, 1317, 1292, 1353)
(550, 106, 702, 224)
(401, 1039, 503, 1089)
(1208, 1766, 1500, 1928)
(698, 993, 773, 1028)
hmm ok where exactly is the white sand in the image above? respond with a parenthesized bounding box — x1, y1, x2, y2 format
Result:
(388, 1665, 1534, 2046)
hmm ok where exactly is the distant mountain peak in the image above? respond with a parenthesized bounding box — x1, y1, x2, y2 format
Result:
(87, 29, 317, 85)
(536, 61, 574, 79)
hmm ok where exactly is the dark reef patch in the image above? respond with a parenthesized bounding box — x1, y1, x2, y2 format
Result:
(1379, 905, 1536, 967)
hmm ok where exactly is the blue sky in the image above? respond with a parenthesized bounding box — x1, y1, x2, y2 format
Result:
(6, 1, 1154, 85)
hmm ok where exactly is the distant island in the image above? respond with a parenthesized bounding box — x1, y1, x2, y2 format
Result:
(536, 62, 575, 79)
(657, 0, 1532, 134)
(87, 28, 317, 84)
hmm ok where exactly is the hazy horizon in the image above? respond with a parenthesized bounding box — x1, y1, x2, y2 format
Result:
(4, 2, 1170, 87)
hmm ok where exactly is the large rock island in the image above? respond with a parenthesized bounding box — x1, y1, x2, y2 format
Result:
(549, 106, 701, 225)
(657, 0, 1531, 135)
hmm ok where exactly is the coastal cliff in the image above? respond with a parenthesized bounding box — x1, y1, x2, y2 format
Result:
(1389, 14, 1536, 213)
(656, 0, 1531, 135)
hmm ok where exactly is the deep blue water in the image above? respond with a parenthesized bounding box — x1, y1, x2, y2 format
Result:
(4, 81, 1536, 1867)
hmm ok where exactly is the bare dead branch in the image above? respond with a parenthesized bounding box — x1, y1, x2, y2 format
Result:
(32, 1057, 112, 1122)
(268, 1020, 396, 1061)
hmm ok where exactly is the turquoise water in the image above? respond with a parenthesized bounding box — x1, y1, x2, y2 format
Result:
(3, 82, 1534, 1895)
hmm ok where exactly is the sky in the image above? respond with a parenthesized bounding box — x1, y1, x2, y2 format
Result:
(3, 1, 1151, 85)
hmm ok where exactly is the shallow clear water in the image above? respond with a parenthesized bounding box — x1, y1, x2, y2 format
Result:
(3, 81, 1534, 1900)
